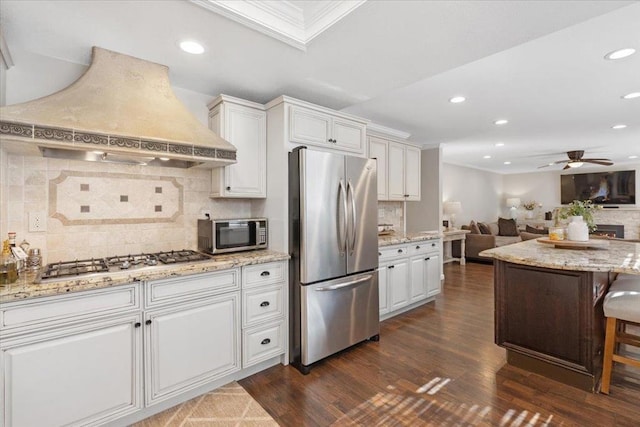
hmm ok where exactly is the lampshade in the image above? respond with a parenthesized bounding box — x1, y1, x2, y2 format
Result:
(506, 198, 521, 208)
(443, 201, 462, 215)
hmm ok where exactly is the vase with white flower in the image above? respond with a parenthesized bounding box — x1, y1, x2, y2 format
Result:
(559, 200, 601, 241)
(522, 200, 537, 219)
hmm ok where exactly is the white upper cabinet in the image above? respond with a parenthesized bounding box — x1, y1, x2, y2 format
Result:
(269, 96, 367, 155)
(368, 125, 421, 201)
(209, 95, 266, 198)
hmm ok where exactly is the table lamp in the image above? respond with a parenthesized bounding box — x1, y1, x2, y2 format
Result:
(506, 198, 520, 220)
(443, 201, 462, 230)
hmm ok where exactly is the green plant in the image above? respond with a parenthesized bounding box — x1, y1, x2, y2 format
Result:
(522, 200, 537, 210)
(559, 200, 601, 232)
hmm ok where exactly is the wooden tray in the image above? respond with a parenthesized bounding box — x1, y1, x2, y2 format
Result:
(536, 237, 609, 249)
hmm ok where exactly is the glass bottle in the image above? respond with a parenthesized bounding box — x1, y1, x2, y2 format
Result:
(0, 240, 19, 285)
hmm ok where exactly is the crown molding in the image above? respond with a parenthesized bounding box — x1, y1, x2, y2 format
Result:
(190, 0, 366, 51)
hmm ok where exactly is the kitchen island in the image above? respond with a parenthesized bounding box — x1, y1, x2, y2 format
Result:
(481, 238, 640, 391)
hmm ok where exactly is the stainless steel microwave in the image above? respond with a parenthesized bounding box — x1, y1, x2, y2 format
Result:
(198, 218, 268, 254)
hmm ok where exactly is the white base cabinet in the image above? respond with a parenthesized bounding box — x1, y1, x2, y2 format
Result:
(1, 314, 142, 427)
(378, 239, 441, 320)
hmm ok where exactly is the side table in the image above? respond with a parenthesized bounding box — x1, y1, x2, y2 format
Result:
(443, 229, 471, 265)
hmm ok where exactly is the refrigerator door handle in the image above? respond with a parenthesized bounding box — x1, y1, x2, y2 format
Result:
(338, 180, 348, 255)
(347, 180, 356, 254)
(315, 274, 372, 291)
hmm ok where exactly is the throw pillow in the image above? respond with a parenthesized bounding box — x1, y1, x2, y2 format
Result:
(478, 222, 492, 235)
(526, 225, 548, 235)
(469, 220, 481, 234)
(498, 218, 519, 236)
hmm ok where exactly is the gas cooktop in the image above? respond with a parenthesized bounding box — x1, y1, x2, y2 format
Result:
(39, 250, 211, 282)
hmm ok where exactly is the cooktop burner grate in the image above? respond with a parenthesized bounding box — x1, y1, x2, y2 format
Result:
(40, 258, 110, 280)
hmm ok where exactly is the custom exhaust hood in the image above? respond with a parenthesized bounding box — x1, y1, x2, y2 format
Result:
(0, 47, 236, 168)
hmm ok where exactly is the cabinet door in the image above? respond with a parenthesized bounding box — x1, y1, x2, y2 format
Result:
(378, 264, 389, 315)
(425, 253, 442, 297)
(289, 105, 331, 146)
(388, 142, 406, 200)
(368, 136, 388, 200)
(388, 259, 409, 311)
(404, 145, 421, 201)
(145, 293, 240, 405)
(210, 103, 266, 198)
(410, 255, 428, 302)
(332, 118, 365, 153)
(1, 315, 142, 427)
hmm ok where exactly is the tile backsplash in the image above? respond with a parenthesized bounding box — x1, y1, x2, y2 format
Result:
(6, 154, 254, 264)
(378, 201, 404, 233)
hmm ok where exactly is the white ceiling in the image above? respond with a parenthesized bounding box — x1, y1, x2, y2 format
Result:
(1, 0, 639, 174)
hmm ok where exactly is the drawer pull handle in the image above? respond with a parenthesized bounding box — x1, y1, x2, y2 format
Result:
(134, 322, 141, 328)
(397, 249, 403, 253)
(424, 257, 430, 261)
(378, 252, 381, 256)
(388, 265, 395, 269)
(260, 271, 270, 277)
(432, 243, 436, 247)
(416, 245, 421, 249)
(145, 319, 152, 325)
(260, 301, 270, 307)
(261, 338, 271, 345)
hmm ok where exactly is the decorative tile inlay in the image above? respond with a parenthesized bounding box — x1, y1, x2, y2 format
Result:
(110, 136, 140, 149)
(168, 143, 193, 155)
(141, 140, 168, 152)
(193, 147, 217, 158)
(216, 149, 237, 160)
(155, 187, 162, 194)
(74, 132, 109, 146)
(34, 125, 74, 142)
(0, 121, 33, 138)
(49, 171, 183, 225)
(80, 184, 90, 191)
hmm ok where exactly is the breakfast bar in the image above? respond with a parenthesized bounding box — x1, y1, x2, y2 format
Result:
(480, 238, 640, 391)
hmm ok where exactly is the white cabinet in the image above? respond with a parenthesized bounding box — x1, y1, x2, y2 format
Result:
(289, 104, 366, 154)
(378, 239, 441, 319)
(0, 285, 142, 427)
(144, 293, 240, 405)
(368, 136, 388, 200)
(367, 132, 421, 201)
(208, 95, 266, 198)
(241, 261, 287, 368)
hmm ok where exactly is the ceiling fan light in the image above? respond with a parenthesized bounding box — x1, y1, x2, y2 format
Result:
(604, 48, 636, 60)
(449, 96, 466, 103)
(612, 124, 627, 129)
(622, 92, 640, 100)
(568, 162, 584, 168)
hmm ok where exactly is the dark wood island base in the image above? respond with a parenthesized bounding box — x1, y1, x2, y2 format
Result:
(493, 260, 612, 392)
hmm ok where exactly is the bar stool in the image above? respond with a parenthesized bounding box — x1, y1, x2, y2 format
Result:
(600, 275, 640, 394)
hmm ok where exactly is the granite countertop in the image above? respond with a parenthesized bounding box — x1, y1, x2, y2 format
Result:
(378, 231, 442, 247)
(480, 238, 640, 274)
(0, 250, 290, 303)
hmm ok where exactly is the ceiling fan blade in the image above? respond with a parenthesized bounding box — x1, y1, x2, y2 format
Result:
(582, 158, 612, 162)
(584, 160, 614, 166)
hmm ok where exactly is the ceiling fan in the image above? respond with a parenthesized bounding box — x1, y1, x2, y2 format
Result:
(538, 150, 613, 170)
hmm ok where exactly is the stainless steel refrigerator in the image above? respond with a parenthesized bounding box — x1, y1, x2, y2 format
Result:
(289, 146, 379, 374)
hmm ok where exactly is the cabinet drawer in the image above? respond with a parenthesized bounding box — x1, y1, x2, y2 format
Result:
(407, 240, 439, 256)
(242, 321, 285, 368)
(146, 269, 239, 308)
(243, 262, 286, 288)
(243, 284, 285, 327)
(0, 284, 140, 337)
(379, 245, 408, 261)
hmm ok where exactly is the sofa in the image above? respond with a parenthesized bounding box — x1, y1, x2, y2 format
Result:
(452, 218, 544, 262)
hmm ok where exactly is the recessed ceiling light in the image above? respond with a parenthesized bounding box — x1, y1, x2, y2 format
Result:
(503, 161, 511, 165)
(604, 48, 636, 60)
(622, 92, 640, 99)
(630, 155, 638, 159)
(449, 96, 466, 103)
(494, 119, 508, 125)
(179, 40, 205, 54)
(612, 124, 627, 130)
(495, 142, 505, 147)
(483, 155, 491, 159)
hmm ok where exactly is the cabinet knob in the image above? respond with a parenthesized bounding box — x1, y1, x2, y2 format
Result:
(388, 265, 395, 269)
(404, 194, 409, 198)
(378, 252, 381, 256)
(145, 319, 152, 325)
(432, 243, 436, 247)
(134, 322, 141, 328)
(424, 257, 430, 261)
(397, 249, 403, 253)
(226, 186, 231, 191)
(261, 338, 271, 345)
(260, 301, 270, 307)
(260, 271, 270, 277)
(416, 245, 421, 249)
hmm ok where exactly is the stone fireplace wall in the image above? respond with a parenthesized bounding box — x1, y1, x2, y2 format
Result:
(593, 209, 640, 240)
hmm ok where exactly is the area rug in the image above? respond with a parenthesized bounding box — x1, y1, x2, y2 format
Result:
(132, 381, 278, 426)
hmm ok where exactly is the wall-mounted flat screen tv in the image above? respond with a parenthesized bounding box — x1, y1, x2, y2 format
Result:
(560, 170, 636, 205)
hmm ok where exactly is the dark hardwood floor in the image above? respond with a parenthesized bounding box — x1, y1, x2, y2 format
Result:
(240, 262, 640, 426)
